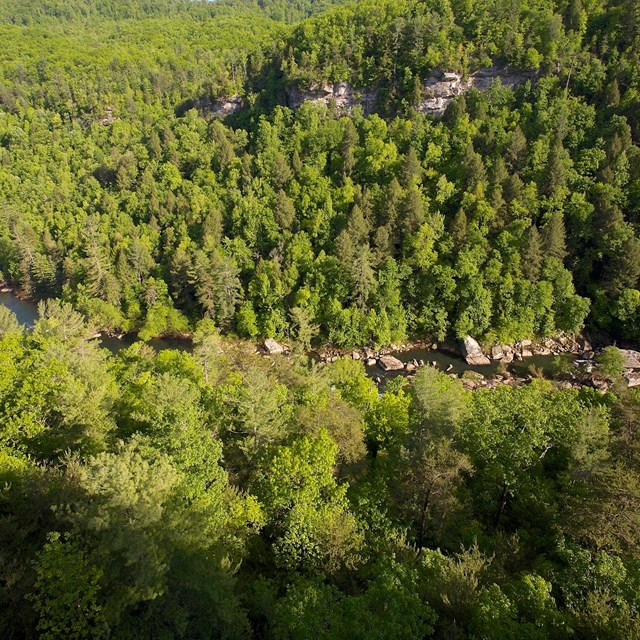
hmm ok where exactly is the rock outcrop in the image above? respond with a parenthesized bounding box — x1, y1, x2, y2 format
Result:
(462, 336, 491, 366)
(620, 349, 640, 369)
(263, 338, 284, 355)
(210, 95, 242, 119)
(419, 65, 536, 116)
(285, 81, 377, 113)
(177, 95, 243, 120)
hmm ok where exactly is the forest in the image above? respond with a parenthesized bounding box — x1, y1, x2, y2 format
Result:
(1, 0, 640, 637)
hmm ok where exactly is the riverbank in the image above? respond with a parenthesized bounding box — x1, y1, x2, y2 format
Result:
(3, 288, 640, 392)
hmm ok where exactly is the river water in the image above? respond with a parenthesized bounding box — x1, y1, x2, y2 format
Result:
(0, 291, 190, 354)
(0, 291, 559, 378)
(363, 347, 559, 380)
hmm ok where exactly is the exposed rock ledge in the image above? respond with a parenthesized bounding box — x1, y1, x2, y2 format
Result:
(285, 81, 378, 113)
(419, 65, 536, 116)
(282, 65, 534, 117)
(180, 95, 243, 120)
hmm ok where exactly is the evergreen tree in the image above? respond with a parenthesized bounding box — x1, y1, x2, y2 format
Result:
(543, 212, 567, 261)
(522, 225, 543, 282)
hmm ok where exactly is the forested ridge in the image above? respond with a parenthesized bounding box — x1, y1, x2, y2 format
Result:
(0, 0, 639, 347)
(2, 0, 640, 638)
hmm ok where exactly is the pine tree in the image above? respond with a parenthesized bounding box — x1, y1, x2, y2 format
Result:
(464, 143, 487, 192)
(506, 126, 527, 171)
(450, 209, 468, 251)
(543, 212, 567, 261)
(401, 147, 421, 187)
(274, 190, 296, 230)
(605, 78, 621, 107)
(341, 120, 358, 177)
(399, 186, 425, 237)
(522, 226, 543, 282)
(544, 137, 568, 198)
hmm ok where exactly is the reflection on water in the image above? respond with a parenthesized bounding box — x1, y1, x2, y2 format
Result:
(0, 291, 190, 355)
(99, 333, 192, 354)
(0, 291, 38, 328)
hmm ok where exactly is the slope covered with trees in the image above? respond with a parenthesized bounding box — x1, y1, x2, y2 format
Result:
(2, 302, 640, 638)
(1, 0, 639, 348)
(2, 1, 640, 637)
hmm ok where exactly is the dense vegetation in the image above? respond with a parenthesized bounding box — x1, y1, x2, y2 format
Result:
(0, 0, 639, 347)
(1, 0, 640, 637)
(2, 302, 640, 638)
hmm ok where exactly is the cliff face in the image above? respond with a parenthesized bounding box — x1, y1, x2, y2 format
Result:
(283, 65, 535, 116)
(203, 65, 536, 120)
(285, 81, 378, 113)
(418, 65, 536, 115)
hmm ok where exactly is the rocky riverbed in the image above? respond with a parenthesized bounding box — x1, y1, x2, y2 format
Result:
(260, 333, 640, 393)
(2, 290, 639, 393)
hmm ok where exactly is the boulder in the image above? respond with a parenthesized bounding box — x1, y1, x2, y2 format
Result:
(521, 348, 534, 358)
(593, 379, 609, 391)
(405, 362, 417, 373)
(263, 338, 284, 355)
(378, 355, 405, 371)
(462, 370, 485, 381)
(462, 335, 491, 366)
(351, 351, 361, 360)
(620, 350, 640, 369)
(625, 372, 640, 388)
(491, 345, 504, 360)
(580, 338, 593, 351)
(366, 358, 377, 366)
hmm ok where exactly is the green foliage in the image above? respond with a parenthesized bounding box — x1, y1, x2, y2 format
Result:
(0, 273, 638, 638)
(3, 0, 636, 345)
(1, 0, 640, 636)
(596, 346, 625, 381)
(30, 533, 107, 639)
(256, 430, 362, 573)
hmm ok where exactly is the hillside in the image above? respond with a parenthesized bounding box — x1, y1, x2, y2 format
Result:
(1, 0, 639, 347)
(2, 1, 640, 639)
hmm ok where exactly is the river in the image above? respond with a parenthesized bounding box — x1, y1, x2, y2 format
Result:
(0, 291, 190, 354)
(0, 291, 560, 379)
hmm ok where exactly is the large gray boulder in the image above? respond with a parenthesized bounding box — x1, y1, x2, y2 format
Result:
(378, 355, 405, 371)
(462, 336, 491, 366)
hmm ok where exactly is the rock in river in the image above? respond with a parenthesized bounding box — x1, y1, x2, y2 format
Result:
(462, 335, 491, 366)
(378, 355, 405, 371)
(491, 345, 504, 360)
